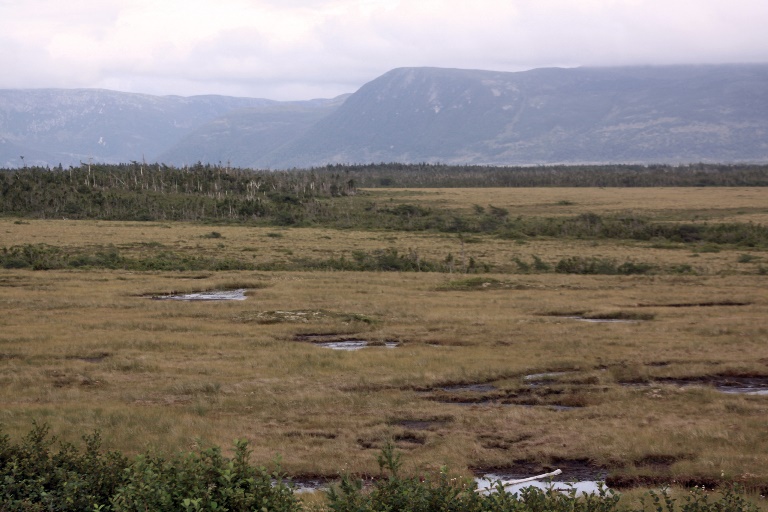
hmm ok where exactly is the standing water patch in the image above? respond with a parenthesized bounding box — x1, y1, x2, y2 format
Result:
(441, 383, 498, 393)
(475, 461, 608, 495)
(475, 477, 606, 495)
(524, 372, 572, 385)
(318, 340, 398, 351)
(318, 339, 369, 351)
(541, 310, 653, 323)
(625, 375, 768, 395)
(152, 289, 247, 301)
(295, 334, 398, 351)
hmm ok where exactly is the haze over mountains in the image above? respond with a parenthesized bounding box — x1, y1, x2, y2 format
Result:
(2, 64, 767, 169)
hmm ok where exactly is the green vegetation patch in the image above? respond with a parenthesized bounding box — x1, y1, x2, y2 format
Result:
(555, 256, 655, 275)
(3, 165, 768, 249)
(1, 425, 760, 511)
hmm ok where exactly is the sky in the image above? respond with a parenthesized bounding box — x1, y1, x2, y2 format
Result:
(1, 0, 767, 101)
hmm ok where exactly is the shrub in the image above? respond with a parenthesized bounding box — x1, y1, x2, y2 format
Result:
(0, 425, 761, 511)
(0, 424, 297, 512)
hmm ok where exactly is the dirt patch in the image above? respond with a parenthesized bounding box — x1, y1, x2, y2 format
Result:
(631, 453, 696, 473)
(656, 375, 768, 395)
(237, 311, 376, 325)
(620, 375, 768, 395)
(422, 382, 591, 409)
(283, 431, 338, 440)
(357, 432, 426, 450)
(541, 310, 653, 322)
(551, 316, 642, 324)
(395, 420, 438, 430)
(393, 432, 427, 445)
(634, 300, 752, 308)
(294, 333, 349, 342)
(478, 433, 533, 450)
(441, 383, 498, 392)
(67, 352, 111, 363)
(388, 416, 454, 431)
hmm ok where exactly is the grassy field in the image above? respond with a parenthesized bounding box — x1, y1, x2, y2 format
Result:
(1, 187, 767, 501)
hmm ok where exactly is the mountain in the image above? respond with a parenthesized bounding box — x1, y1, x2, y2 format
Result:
(2, 64, 768, 168)
(263, 64, 768, 167)
(157, 96, 349, 168)
(0, 89, 277, 167)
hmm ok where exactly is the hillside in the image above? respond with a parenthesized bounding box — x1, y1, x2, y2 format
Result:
(264, 64, 768, 167)
(2, 64, 768, 168)
(0, 90, 276, 167)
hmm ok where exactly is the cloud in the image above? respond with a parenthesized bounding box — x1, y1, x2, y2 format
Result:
(1, 0, 767, 99)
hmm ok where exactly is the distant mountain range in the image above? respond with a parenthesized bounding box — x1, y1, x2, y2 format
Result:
(2, 64, 768, 169)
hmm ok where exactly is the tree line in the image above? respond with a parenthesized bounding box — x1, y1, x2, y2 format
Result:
(2, 162, 767, 228)
(311, 162, 768, 188)
(0, 162, 357, 223)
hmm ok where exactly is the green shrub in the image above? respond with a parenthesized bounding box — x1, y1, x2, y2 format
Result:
(555, 257, 654, 275)
(0, 424, 296, 512)
(0, 425, 761, 511)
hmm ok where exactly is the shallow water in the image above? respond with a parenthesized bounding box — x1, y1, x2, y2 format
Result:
(316, 340, 398, 351)
(567, 317, 636, 323)
(317, 340, 368, 351)
(154, 289, 247, 301)
(289, 479, 329, 494)
(624, 378, 768, 396)
(524, 372, 570, 382)
(441, 383, 497, 392)
(475, 476, 606, 495)
(717, 386, 768, 395)
(285, 475, 605, 495)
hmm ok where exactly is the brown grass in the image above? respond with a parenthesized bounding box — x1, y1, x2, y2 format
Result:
(1, 188, 767, 491)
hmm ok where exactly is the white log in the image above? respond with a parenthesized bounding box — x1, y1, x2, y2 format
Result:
(476, 468, 564, 493)
(501, 469, 562, 487)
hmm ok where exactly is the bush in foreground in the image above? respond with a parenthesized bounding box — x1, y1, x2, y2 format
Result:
(0, 425, 760, 511)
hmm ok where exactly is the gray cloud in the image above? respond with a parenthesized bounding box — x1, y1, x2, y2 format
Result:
(1, 0, 767, 100)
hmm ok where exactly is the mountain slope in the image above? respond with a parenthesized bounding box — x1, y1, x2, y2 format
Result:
(264, 64, 768, 167)
(0, 89, 275, 167)
(2, 64, 768, 169)
(157, 96, 348, 168)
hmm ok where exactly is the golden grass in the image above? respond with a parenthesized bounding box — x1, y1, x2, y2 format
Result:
(368, 187, 768, 223)
(1, 188, 767, 492)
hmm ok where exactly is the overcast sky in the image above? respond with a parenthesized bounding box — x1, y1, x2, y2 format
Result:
(1, 0, 767, 100)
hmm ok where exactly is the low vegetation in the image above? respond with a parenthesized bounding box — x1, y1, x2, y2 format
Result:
(0, 428, 760, 511)
(1, 168, 767, 509)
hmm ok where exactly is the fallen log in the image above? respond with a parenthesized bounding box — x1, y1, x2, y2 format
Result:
(477, 468, 563, 492)
(501, 468, 562, 487)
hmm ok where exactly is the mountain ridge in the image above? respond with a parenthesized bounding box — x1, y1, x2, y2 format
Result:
(2, 64, 767, 168)
(261, 64, 768, 168)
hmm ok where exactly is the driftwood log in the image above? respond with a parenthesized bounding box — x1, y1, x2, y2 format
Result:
(478, 469, 563, 492)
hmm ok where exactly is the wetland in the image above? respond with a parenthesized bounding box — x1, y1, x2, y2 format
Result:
(1, 169, 767, 507)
